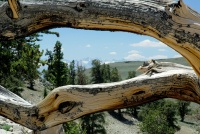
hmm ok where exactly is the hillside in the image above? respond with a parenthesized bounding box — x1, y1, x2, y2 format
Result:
(85, 57, 190, 80)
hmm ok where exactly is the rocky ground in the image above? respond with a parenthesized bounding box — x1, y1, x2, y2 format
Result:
(0, 79, 200, 134)
(0, 116, 32, 134)
(104, 112, 141, 134)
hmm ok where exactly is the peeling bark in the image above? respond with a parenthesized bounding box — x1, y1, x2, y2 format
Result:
(1, 61, 200, 131)
(7, 0, 21, 19)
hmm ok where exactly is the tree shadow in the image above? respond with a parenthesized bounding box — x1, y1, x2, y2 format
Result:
(108, 111, 135, 125)
(182, 120, 195, 125)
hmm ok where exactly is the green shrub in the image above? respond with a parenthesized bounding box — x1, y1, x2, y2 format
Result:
(177, 100, 191, 122)
(138, 100, 179, 134)
(63, 121, 84, 134)
(139, 110, 175, 134)
(0, 124, 12, 131)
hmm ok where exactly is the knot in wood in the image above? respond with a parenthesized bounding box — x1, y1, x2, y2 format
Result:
(58, 101, 76, 114)
(75, 2, 88, 12)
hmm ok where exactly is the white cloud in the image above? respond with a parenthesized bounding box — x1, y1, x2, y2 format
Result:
(158, 49, 166, 52)
(124, 53, 145, 61)
(174, 54, 182, 58)
(130, 40, 166, 47)
(104, 61, 115, 64)
(86, 44, 91, 48)
(62, 60, 68, 64)
(82, 60, 89, 64)
(128, 50, 140, 54)
(148, 55, 168, 60)
(61, 47, 64, 51)
(109, 52, 117, 55)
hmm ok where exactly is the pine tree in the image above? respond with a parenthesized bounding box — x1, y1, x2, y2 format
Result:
(101, 63, 111, 83)
(127, 70, 136, 79)
(76, 64, 88, 85)
(177, 100, 190, 122)
(139, 100, 179, 134)
(43, 41, 68, 87)
(23, 42, 43, 90)
(140, 109, 175, 134)
(0, 41, 15, 80)
(43, 50, 55, 85)
(91, 59, 103, 84)
(69, 60, 76, 85)
(53, 41, 64, 87)
(63, 121, 83, 134)
(0, 30, 58, 94)
(110, 67, 121, 82)
(43, 88, 48, 98)
(0, 34, 43, 91)
(81, 113, 106, 134)
(11, 34, 41, 90)
(91, 60, 113, 84)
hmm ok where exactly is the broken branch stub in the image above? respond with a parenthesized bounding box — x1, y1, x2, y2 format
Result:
(1, 60, 200, 130)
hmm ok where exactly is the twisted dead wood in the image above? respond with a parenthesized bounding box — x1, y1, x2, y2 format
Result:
(0, 61, 200, 130)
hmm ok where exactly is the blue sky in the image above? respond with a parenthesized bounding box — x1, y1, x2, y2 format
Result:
(38, 0, 200, 67)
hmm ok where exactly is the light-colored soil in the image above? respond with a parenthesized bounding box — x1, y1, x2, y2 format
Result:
(21, 79, 47, 104)
(104, 112, 141, 134)
(175, 126, 199, 134)
(0, 116, 32, 134)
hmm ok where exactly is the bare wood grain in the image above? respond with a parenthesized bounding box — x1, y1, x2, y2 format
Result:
(1, 61, 200, 130)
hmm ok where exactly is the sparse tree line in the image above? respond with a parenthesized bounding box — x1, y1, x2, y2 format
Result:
(0, 33, 43, 95)
(0, 30, 59, 92)
(0, 33, 192, 134)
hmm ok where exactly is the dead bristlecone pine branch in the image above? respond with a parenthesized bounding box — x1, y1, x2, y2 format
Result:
(1, 59, 200, 132)
(0, 0, 200, 75)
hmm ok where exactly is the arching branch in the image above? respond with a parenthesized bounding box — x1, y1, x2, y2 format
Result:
(0, 61, 200, 130)
(0, 0, 200, 77)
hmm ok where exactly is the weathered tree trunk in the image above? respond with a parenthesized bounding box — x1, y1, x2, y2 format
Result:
(0, 0, 200, 76)
(0, 0, 200, 132)
(1, 60, 200, 131)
